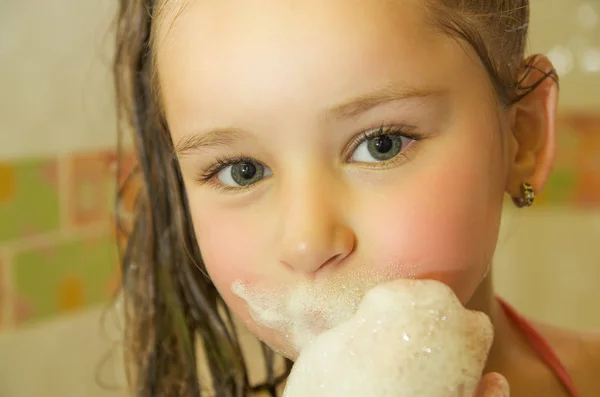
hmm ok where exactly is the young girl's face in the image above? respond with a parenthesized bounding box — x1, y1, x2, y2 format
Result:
(158, 0, 512, 357)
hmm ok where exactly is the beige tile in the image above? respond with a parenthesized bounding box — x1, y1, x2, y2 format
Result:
(494, 207, 600, 330)
(0, 307, 128, 397)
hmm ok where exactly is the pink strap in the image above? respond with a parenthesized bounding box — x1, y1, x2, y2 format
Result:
(498, 298, 580, 397)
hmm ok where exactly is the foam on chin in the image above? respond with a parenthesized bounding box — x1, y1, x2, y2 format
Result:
(231, 266, 402, 357)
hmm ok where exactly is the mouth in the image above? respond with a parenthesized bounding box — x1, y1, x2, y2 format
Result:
(302, 309, 329, 335)
(296, 310, 332, 339)
(231, 270, 400, 352)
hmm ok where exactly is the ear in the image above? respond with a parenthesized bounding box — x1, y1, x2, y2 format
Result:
(505, 55, 559, 199)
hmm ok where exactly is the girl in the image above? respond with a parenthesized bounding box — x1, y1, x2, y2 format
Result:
(113, 0, 600, 396)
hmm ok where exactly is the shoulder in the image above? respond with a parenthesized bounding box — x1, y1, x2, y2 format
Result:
(536, 322, 600, 396)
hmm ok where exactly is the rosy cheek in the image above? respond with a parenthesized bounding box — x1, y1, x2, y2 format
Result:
(191, 210, 252, 288)
(191, 212, 297, 355)
(360, 157, 503, 303)
(189, 206, 281, 336)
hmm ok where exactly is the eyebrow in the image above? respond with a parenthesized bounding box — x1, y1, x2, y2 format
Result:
(173, 128, 245, 156)
(329, 84, 447, 119)
(173, 84, 446, 155)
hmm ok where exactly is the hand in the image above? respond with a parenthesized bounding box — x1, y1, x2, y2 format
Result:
(475, 373, 510, 397)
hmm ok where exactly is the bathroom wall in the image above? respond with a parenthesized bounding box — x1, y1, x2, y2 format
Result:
(0, 0, 124, 329)
(0, 1, 130, 396)
(493, 0, 600, 331)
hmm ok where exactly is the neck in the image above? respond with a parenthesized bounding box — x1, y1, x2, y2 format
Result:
(465, 272, 530, 374)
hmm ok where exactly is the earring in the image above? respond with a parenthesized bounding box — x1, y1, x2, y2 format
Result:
(512, 182, 535, 208)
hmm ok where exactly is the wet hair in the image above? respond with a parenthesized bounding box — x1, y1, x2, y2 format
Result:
(113, 0, 555, 396)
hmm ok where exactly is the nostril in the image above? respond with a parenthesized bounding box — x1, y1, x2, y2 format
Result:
(322, 253, 343, 268)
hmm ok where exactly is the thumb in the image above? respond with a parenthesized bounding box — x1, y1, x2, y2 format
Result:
(475, 373, 510, 397)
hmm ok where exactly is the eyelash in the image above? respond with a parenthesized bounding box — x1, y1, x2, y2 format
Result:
(198, 155, 257, 183)
(196, 124, 422, 190)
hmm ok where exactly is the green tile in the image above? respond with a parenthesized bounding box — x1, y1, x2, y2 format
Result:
(13, 235, 118, 324)
(555, 128, 579, 167)
(0, 158, 60, 242)
(541, 169, 577, 204)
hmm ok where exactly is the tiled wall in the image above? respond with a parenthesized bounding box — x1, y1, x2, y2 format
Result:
(0, 151, 137, 328)
(0, 0, 119, 330)
(540, 113, 600, 206)
(0, 114, 599, 330)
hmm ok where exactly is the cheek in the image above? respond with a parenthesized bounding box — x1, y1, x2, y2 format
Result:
(188, 202, 296, 355)
(185, 186, 278, 287)
(187, 202, 250, 287)
(186, 198, 282, 335)
(193, 216, 249, 282)
(359, 141, 505, 303)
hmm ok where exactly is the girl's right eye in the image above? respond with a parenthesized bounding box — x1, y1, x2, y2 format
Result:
(217, 160, 270, 187)
(198, 157, 273, 189)
(198, 155, 273, 191)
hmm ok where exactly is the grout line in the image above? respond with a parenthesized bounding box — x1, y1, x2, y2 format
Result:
(3, 222, 109, 254)
(1, 248, 14, 329)
(57, 153, 71, 232)
(0, 144, 121, 163)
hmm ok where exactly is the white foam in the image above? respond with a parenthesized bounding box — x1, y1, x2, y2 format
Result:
(231, 266, 400, 356)
(282, 279, 493, 397)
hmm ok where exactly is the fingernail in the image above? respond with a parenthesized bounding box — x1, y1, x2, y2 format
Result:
(494, 374, 510, 397)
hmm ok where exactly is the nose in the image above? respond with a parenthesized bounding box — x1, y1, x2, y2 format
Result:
(278, 175, 355, 274)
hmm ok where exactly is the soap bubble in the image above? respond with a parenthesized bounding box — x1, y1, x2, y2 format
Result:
(582, 47, 600, 73)
(547, 45, 575, 77)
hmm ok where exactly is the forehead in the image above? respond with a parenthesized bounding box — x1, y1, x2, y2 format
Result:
(154, 0, 483, 131)
(154, 0, 437, 66)
(154, 0, 433, 37)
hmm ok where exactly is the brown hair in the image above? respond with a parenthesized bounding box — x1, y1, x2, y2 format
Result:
(113, 1, 554, 396)
(426, 0, 557, 106)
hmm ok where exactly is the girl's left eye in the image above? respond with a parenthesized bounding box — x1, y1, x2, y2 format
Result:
(350, 131, 415, 163)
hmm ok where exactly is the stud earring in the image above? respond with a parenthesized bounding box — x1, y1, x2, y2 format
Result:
(512, 182, 535, 208)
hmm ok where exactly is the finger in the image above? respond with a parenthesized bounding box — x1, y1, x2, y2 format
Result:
(475, 373, 510, 397)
